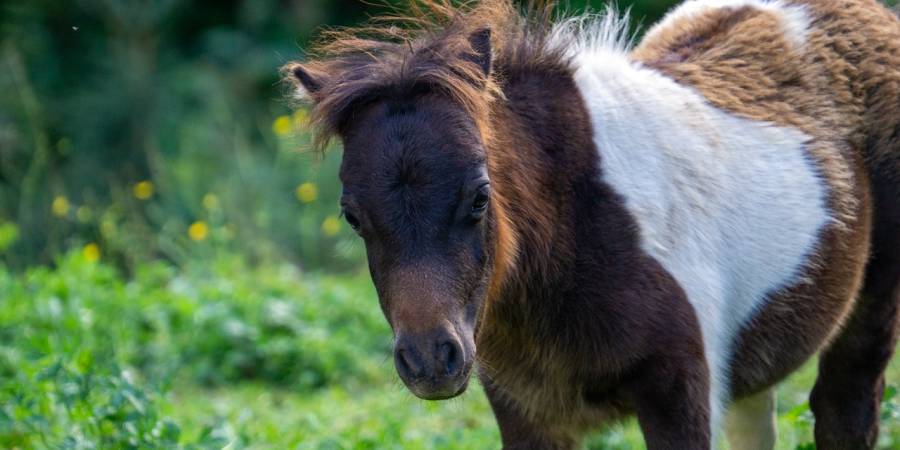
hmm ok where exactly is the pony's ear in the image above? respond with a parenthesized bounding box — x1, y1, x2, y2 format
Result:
(465, 27, 492, 79)
(283, 63, 327, 101)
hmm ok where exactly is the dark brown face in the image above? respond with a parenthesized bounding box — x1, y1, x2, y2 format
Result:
(338, 94, 493, 400)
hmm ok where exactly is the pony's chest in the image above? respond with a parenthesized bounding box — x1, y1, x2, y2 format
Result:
(479, 341, 629, 431)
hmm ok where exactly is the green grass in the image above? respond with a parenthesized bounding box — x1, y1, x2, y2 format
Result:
(1, 252, 897, 449)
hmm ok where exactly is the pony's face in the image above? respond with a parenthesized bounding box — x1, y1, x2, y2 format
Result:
(286, 26, 494, 400)
(337, 95, 492, 399)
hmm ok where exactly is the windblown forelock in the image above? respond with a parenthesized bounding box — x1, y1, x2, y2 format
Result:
(282, 0, 521, 153)
(283, 0, 575, 323)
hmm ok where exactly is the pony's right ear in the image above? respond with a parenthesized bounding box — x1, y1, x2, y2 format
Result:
(283, 63, 327, 101)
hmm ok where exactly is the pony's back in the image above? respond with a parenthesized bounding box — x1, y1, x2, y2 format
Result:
(795, 0, 900, 170)
(634, 0, 900, 177)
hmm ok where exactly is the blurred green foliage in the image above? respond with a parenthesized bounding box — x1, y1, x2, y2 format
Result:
(0, 0, 683, 272)
(0, 250, 387, 447)
(0, 0, 380, 271)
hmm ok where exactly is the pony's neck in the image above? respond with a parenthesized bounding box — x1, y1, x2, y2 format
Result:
(483, 59, 624, 300)
(476, 51, 667, 353)
(481, 48, 697, 307)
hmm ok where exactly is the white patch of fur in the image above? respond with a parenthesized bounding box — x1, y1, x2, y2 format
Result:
(548, 6, 634, 59)
(645, 0, 812, 49)
(726, 388, 777, 450)
(566, 43, 830, 443)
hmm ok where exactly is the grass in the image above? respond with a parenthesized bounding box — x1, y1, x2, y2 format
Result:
(0, 252, 897, 449)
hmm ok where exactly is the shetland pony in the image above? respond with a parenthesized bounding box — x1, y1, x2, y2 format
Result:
(283, 1, 900, 448)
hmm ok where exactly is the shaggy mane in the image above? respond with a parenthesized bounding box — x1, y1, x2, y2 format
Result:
(282, 0, 632, 151)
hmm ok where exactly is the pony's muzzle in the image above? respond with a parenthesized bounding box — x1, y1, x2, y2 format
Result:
(394, 329, 472, 400)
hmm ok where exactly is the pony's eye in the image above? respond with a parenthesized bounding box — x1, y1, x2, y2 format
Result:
(344, 211, 362, 232)
(471, 184, 490, 219)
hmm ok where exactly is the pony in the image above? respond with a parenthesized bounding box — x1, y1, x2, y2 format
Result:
(282, 0, 900, 448)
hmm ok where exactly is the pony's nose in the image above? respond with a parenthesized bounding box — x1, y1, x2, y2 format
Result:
(393, 331, 469, 399)
(394, 334, 462, 380)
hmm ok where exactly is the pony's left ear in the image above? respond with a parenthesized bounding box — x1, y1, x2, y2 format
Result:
(283, 62, 327, 101)
(466, 27, 492, 79)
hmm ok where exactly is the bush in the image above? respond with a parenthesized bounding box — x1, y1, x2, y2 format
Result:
(0, 250, 391, 447)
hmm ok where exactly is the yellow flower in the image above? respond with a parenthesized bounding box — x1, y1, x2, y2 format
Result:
(292, 109, 309, 128)
(133, 180, 154, 200)
(202, 193, 219, 210)
(82, 243, 100, 262)
(295, 182, 318, 203)
(76, 206, 92, 223)
(188, 221, 209, 241)
(52, 196, 70, 217)
(321, 215, 341, 237)
(272, 115, 293, 137)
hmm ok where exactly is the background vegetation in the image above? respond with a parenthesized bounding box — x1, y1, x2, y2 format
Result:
(0, 0, 897, 448)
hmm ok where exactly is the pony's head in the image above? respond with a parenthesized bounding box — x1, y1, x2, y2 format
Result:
(283, 2, 520, 400)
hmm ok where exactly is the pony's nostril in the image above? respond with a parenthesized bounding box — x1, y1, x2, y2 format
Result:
(396, 348, 424, 380)
(438, 341, 461, 377)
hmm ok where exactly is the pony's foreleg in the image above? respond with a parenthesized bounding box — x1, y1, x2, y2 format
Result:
(725, 387, 777, 450)
(628, 350, 712, 450)
(481, 376, 576, 450)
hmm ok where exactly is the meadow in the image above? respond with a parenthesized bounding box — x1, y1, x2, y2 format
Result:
(1, 0, 898, 448)
(0, 250, 897, 449)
